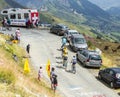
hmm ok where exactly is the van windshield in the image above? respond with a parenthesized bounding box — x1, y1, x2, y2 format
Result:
(74, 38, 86, 44)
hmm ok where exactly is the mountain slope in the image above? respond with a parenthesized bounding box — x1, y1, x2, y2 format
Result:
(88, 0, 120, 10)
(107, 7, 120, 16)
(14, 0, 110, 19)
(0, 0, 25, 11)
(5, 0, 25, 8)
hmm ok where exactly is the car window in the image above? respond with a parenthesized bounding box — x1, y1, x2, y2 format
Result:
(82, 52, 88, 57)
(67, 32, 70, 35)
(57, 25, 61, 28)
(90, 55, 101, 60)
(79, 50, 82, 54)
(63, 26, 68, 29)
(105, 69, 110, 73)
(70, 32, 78, 34)
(74, 38, 86, 44)
(109, 70, 114, 75)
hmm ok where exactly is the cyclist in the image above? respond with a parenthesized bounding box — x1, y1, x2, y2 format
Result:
(61, 36, 67, 49)
(71, 56, 77, 74)
(62, 46, 68, 71)
(61, 45, 67, 58)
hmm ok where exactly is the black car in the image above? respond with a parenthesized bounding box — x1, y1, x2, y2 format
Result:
(50, 24, 69, 36)
(98, 68, 120, 88)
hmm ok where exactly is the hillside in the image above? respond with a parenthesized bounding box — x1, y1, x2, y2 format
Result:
(107, 7, 120, 16)
(0, 33, 61, 97)
(5, 0, 25, 8)
(0, 0, 9, 10)
(0, 0, 24, 10)
(88, 0, 120, 10)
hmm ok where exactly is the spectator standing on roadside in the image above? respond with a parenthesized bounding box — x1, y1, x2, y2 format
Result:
(15, 28, 21, 42)
(52, 74, 58, 93)
(26, 44, 30, 54)
(50, 67, 55, 89)
(38, 66, 43, 81)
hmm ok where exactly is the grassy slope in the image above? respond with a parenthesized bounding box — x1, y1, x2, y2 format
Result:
(40, 12, 96, 37)
(0, 0, 9, 10)
(0, 34, 61, 97)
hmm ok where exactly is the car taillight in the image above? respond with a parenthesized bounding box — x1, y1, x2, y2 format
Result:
(86, 59, 89, 62)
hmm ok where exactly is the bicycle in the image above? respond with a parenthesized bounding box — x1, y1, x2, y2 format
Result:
(71, 64, 76, 74)
(71, 56, 77, 74)
(63, 57, 68, 71)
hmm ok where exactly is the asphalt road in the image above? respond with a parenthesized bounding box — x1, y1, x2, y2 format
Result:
(2, 27, 120, 97)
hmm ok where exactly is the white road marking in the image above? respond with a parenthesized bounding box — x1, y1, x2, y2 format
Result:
(76, 91, 106, 97)
(70, 87, 83, 91)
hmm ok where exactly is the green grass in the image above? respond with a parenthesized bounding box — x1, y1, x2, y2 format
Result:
(0, 34, 62, 97)
(40, 12, 96, 37)
(0, 69, 15, 84)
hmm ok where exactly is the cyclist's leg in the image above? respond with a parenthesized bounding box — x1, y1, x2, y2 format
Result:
(63, 58, 65, 66)
(64, 60, 68, 71)
(61, 43, 65, 49)
(72, 64, 76, 74)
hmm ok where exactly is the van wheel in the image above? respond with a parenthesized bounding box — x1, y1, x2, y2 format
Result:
(83, 62, 86, 67)
(98, 74, 102, 80)
(50, 30, 52, 33)
(57, 32, 60, 36)
(110, 82, 114, 88)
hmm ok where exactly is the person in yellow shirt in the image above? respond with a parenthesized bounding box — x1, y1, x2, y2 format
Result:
(62, 46, 68, 71)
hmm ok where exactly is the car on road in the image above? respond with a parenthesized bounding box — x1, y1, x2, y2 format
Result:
(50, 24, 69, 36)
(64, 30, 80, 43)
(76, 50, 102, 67)
(98, 68, 120, 88)
(69, 34, 88, 51)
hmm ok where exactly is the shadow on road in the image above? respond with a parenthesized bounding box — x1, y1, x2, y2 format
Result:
(56, 56, 62, 60)
(66, 70, 76, 74)
(66, 45, 75, 53)
(118, 92, 120, 96)
(56, 65, 64, 69)
(56, 61, 63, 64)
(95, 76, 111, 88)
(77, 59, 100, 70)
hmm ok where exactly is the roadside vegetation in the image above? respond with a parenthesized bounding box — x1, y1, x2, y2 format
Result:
(0, 33, 61, 97)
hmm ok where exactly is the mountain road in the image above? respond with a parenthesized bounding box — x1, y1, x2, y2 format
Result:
(2, 28, 120, 97)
